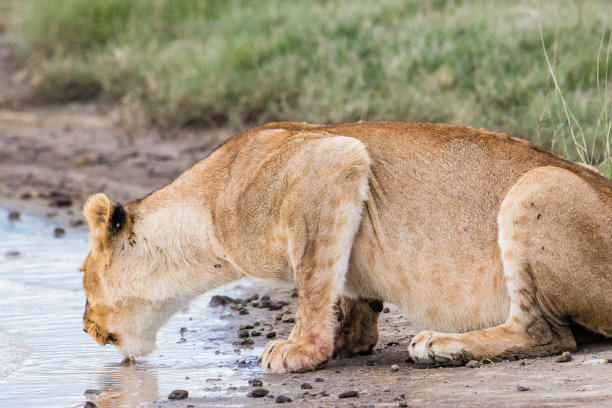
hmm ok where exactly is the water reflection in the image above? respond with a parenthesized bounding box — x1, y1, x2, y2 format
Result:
(88, 363, 159, 408)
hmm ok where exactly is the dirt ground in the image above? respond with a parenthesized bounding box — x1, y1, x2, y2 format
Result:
(1, 36, 612, 408)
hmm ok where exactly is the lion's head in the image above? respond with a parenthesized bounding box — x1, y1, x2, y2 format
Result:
(80, 193, 178, 359)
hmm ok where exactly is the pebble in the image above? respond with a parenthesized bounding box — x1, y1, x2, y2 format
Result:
(391, 364, 400, 371)
(276, 314, 283, 321)
(466, 360, 481, 368)
(209, 295, 241, 308)
(168, 389, 189, 399)
(83, 402, 98, 408)
(253, 321, 261, 326)
(383, 386, 390, 392)
(50, 191, 72, 207)
(238, 330, 250, 338)
(556, 351, 572, 363)
(239, 308, 249, 315)
(251, 330, 261, 336)
(276, 395, 292, 403)
(338, 390, 359, 398)
(5, 250, 20, 257)
(267, 331, 277, 339)
(251, 388, 269, 398)
(243, 338, 255, 345)
(239, 324, 254, 330)
(291, 288, 298, 297)
(83, 389, 101, 396)
(8, 211, 20, 221)
(281, 315, 295, 323)
(54, 227, 65, 238)
(301, 382, 313, 389)
(249, 379, 263, 387)
(261, 295, 271, 301)
(399, 403, 409, 408)
(516, 381, 530, 391)
(315, 377, 324, 382)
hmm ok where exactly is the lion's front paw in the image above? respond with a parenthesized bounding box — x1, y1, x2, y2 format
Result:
(260, 338, 331, 374)
(408, 330, 467, 366)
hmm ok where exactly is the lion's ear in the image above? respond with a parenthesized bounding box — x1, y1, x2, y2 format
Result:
(84, 193, 112, 237)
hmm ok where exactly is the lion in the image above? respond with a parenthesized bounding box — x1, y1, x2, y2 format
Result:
(81, 121, 612, 373)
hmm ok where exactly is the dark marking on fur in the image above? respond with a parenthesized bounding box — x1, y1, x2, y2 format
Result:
(108, 204, 126, 234)
(369, 299, 384, 313)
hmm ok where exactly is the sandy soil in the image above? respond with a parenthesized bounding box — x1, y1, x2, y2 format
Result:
(1, 35, 611, 408)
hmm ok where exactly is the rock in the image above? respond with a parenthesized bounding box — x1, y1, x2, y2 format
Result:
(516, 381, 530, 391)
(70, 219, 85, 227)
(383, 386, 390, 392)
(276, 314, 283, 321)
(243, 338, 255, 345)
(54, 227, 65, 238)
(83, 402, 98, 408)
(238, 329, 250, 338)
(391, 364, 400, 371)
(291, 288, 298, 297)
(266, 331, 277, 339)
(249, 379, 263, 387)
(253, 321, 261, 326)
(239, 324, 254, 330)
(83, 389, 101, 396)
(251, 330, 261, 337)
(556, 351, 572, 363)
(276, 395, 292, 403)
(281, 315, 295, 323)
(168, 389, 189, 399)
(5, 250, 20, 258)
(301, 382, 313, 389)
(209, 295, 242, 308)
(261, 294, 271, 301)
(246, 293, 259, 302)
(399, 403, 409, 408)
(466, 360, 481, 368)
(251, 388, 269, 398)
(338, 390, 359, 398)
(315, 377, 324, 382)
(8, 211, 20, 221)
(239, 308, 249, 315)
(50, 191, 72, 207)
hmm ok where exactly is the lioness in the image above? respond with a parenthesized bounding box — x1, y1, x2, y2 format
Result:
(81, 121, 612, 373)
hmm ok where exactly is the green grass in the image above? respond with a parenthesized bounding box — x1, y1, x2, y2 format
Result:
(6, 0, 612, 171)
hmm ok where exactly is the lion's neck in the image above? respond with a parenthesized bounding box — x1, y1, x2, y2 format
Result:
(126, 193, 244, 302)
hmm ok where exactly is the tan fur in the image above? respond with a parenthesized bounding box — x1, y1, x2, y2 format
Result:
(81, 121, 612, 372)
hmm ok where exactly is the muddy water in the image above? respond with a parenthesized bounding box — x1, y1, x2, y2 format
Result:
(0, 209, 262, 407)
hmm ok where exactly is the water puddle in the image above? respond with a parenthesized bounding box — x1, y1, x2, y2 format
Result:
(0, 208, 263, 407)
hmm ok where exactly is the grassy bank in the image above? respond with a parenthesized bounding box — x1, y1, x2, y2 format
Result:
(5, 0, 612, 171)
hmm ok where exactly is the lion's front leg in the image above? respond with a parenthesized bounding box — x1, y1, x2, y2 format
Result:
(333, 296, 381, 357)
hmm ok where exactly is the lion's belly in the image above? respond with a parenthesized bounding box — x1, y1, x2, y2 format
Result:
(346, 211, 510, 333)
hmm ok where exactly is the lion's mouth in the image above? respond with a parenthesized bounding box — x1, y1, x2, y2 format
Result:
(84, 321, 121, 346)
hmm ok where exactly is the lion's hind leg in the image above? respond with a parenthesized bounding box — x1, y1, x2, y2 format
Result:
(333, 296, 382, 357)
(409, 166, 612, 365)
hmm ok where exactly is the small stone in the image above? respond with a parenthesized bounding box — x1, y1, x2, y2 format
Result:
(266, 331, 277, 339)
(516, 381, 530, 391)
(281, 315, 295, 323)
(261, 295, 271, 301)
(276, 314, 283, 321)
(247, 293, 259, 302)
(180, 327, 188, 335)
(315, 377, 324, 382)
(54, 227, 65, 238)
(253, 321, 261, 326)
(291, 288, 298, 297)
(50, 191, 72, 207)
(243, 338, 254, 345)
(399, 403, 409, 408)
(251, 330, 261, 337)
(250, 379, 263, 387)
(520, 361, 526, 366)
(391, 364, 400, 371)
(84, 402, 98, 408)
(338, 390, 359, 398)
(383, 307, 390, 313)
(301, 382, 313, 389)
(466, 360, 481, 368)
(8, 211, 20, 221)
(238, 330, 250, 338)
(556, 351, 572, 363)
(83, 389, 101, 396)
(383, 386, 390, 392)
(168, 389, 189, 399)
(70, 219, 85, 227)
(5, 250, 20, 257)
(239, 324, 254, 330)
(239, 308, 249, 315)
(251, 388, 269, 398)
(276, 395, 292, 403)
